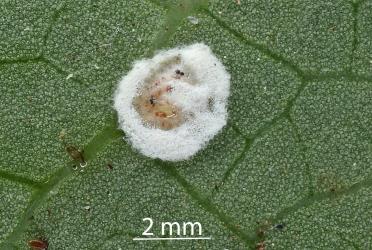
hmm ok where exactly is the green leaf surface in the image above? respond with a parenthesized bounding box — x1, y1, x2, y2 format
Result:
(0, 0, 371, 249)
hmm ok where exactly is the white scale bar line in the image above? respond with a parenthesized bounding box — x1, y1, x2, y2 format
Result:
(133, 237, 212, 241)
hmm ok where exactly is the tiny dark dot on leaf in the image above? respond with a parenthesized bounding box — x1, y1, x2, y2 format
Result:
(274, 224, 285, 230)
(106, 163, 113, 170)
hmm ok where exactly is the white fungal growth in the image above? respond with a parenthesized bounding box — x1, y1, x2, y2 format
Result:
(114, 43, 230, 161)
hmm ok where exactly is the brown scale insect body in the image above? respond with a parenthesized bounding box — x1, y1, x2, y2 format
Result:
(65, 145, 85, 164)
(133, 68, 190, 130)
(28, 239, 48, 250)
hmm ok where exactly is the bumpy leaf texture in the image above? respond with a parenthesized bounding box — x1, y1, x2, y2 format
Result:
(0, 0, 371, 249)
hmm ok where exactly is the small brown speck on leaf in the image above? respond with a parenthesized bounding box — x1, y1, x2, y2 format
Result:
(28, 239, 48, 250)
(65, 145, 85, 164)
(106, 163, 113, 170)
(256, 241, 265, 250)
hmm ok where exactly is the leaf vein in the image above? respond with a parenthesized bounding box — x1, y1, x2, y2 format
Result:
(0, 116, 121, 248)
(266, 176, 372, 226)
(40, 2, 68, 56)
(210, 133, 252, 199)
(157, 161, 257, 247)
(203, 8, 306, 79)
(0, 170, 43, 190)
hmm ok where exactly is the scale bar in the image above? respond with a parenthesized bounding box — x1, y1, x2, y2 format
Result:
(133, 237, 212, 241)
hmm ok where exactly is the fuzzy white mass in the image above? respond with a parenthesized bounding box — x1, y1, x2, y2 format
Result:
(114, 43, 230, 161)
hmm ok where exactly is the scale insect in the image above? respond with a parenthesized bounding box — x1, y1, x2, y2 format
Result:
(65, 145, 87, 169)
(28, 239, 48, 250)
(114, 43, 230, 161)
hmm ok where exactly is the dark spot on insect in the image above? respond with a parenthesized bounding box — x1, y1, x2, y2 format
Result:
(65, 145, 85, 164)
(175, 69, 184, 76)
(274, 223, 285, 230)
(28, 239, 48, 250)
(106, 163, 113, 170)
(166, 85, 173, 92)
(149, 96, 156, 106)
(207, 98, 214, 111)
(330, 187, 336, 192)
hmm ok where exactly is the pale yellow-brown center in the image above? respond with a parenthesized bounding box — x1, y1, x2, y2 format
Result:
(133, 82, 184, 130)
